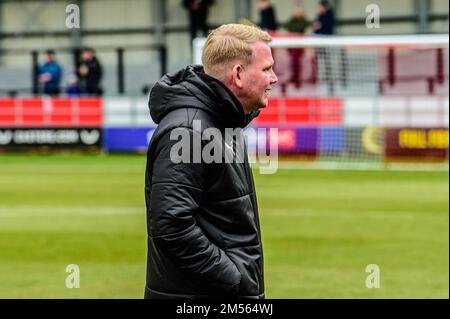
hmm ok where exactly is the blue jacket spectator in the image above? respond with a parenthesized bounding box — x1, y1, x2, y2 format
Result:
(38, 50, 62, 96)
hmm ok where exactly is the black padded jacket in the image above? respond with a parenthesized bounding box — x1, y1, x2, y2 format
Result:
(144, 65, 264, 299)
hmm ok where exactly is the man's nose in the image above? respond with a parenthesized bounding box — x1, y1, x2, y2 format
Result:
(270, 70, 278, 84)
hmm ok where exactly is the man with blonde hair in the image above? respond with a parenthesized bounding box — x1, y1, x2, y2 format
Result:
(144, 23, 277, 299)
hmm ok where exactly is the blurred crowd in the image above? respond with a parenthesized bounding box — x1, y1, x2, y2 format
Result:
(37, 0, 335, 97)
(38, 47, 103, 97)
(258, 0, 335, 35)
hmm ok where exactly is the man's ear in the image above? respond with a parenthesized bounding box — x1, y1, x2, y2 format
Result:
(231, 64, 244, 89)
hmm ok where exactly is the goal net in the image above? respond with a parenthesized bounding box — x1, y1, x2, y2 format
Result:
(193, 34, 449, 169)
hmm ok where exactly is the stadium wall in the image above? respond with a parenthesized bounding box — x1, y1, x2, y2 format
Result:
(0, 0, 448, 96)
(0, 96, 448, 165)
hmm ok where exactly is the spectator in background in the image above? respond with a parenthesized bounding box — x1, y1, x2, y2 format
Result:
(183, 0, 215, 45)
(258, 0, 278, 32)
(312, 0, 335, 35)
(78, 47, 103, 96)
(312, 1, 335, 95)
(38, 49, 62, 96)
(284, 6, 309, 89)
(285, 6, 309, 34)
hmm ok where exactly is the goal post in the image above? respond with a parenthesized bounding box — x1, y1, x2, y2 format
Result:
(193, 34, 449, 169)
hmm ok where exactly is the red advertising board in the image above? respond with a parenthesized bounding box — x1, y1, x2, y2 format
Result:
(254, 97, 342, 126)
(0, 97, 102, 127)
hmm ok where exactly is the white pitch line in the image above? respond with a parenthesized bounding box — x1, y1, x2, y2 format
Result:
(0, 206, 143, 217)
(264, 209, 440, 220)
(251, 162, 449, 172)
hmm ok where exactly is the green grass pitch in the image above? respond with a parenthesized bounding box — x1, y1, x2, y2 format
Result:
(0, 154, 448, 298)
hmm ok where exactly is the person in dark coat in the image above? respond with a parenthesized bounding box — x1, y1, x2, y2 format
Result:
(78, 47, 103, 96)
(258, 0, 278, 32)
(312, 0, 335, 35)
(144, 23, 278, 299)
(183, 0, 214, 45)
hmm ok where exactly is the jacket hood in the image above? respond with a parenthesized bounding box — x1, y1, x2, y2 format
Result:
(149, 65, 259, 128)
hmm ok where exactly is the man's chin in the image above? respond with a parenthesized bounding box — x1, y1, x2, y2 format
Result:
(249, 100, 268, 114)
(258, 98, 269, 109)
